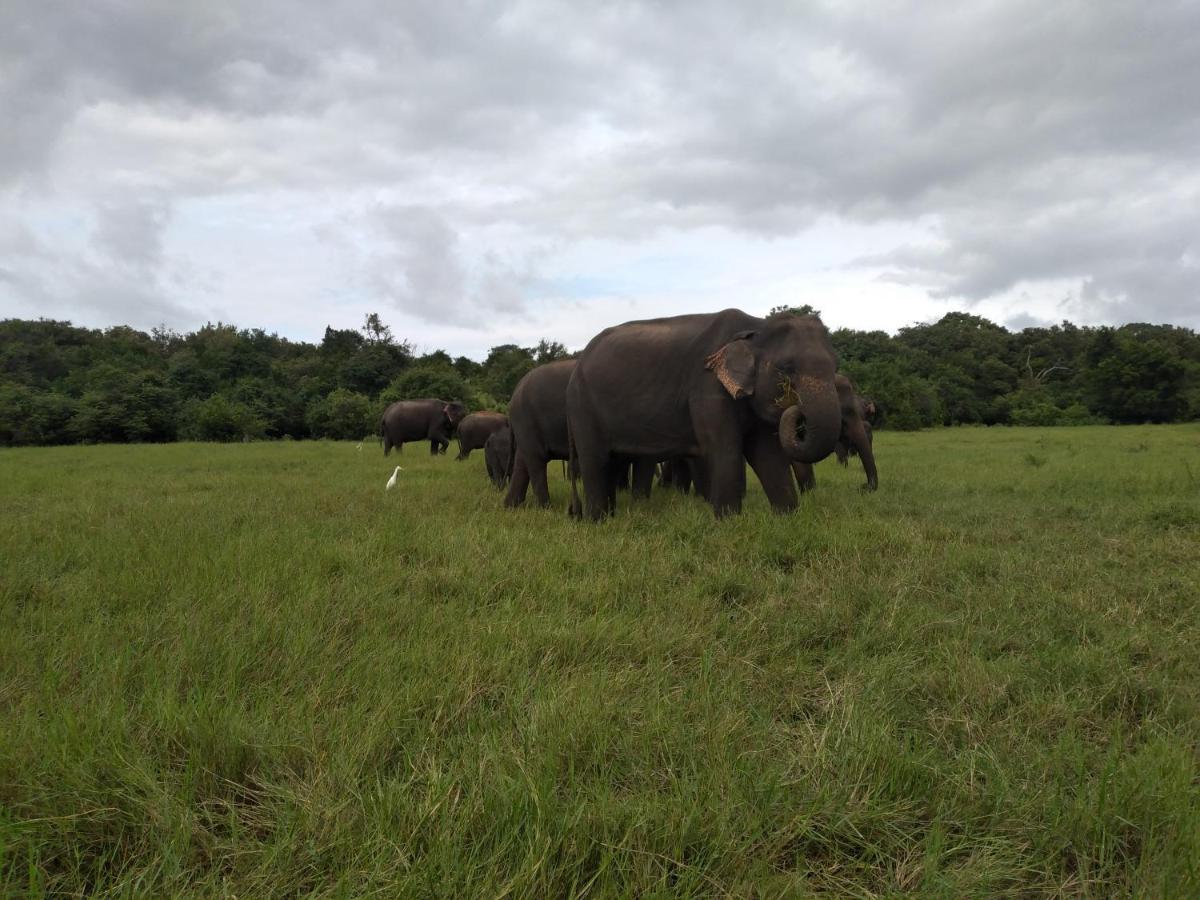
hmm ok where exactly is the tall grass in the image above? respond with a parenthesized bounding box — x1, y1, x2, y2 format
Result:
(2, 425, 1198, 896)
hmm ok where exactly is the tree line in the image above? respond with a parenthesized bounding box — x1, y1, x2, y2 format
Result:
(1, 309, 1197, 446)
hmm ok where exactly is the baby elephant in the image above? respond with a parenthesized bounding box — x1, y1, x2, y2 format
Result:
(483, 427, 512, 489)
(456, 411, 509, 461)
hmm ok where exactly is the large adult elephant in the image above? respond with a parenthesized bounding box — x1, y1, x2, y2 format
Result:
(792, 374, 878, 493)
(380, 398, 467, 456)
(455, 411, 509, 460)
(504, 360, 576, 508)
(567, 309, 842, 520)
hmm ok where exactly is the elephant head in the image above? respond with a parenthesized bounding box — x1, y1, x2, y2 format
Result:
(704, 315, 841, 463)
(443, 401, 467, 431)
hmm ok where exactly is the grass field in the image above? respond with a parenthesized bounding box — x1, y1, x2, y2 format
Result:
(2, 425, 1199, 896)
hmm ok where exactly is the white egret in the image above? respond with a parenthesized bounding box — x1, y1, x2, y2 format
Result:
(385, 466, 403, 490)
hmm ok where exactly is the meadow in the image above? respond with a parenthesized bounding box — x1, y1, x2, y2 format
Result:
(2, 425, 1198, 896)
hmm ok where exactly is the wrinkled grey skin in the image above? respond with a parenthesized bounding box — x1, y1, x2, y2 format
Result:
(567, 309, 841, 520)
(792, 374, 878, 492)
(504, 360, 576, 508)
(380, 398, 467, 456)
(484, 427, 512, 489)
(455, 411, 509, 461)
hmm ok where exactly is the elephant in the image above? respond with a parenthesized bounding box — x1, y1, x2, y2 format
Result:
(792, 374, 878, 492)
(610, 456, 659, 498)
(380, 398, 467, 456)
(658, 456, 706, 496)
(455, 411, 509, 460)
(483, 427, 512, 489)
(504, 359, 576, 508)
(566, 308, 842, 520)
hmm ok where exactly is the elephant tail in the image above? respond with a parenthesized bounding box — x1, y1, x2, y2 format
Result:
(567, 421, 582, 519)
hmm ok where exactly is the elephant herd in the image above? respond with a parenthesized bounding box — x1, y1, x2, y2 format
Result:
(379, 308, 879, 521)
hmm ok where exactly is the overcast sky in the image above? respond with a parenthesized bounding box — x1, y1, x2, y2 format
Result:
(2, 1, 1198, 357)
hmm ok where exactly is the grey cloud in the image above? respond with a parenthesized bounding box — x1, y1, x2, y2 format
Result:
(92, 196, 172, 271)
(361, 205, 536, 326)
(3, 1, 1199, 331)
(0, 201, 196, 329)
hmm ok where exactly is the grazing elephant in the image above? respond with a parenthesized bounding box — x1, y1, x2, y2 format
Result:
(380, 398, 467, 456)
(484, 427, 512, 489)
(504, 360, 576, 508)
(567, 309, 841, 520)
(455, 411, 509, 460)
(792, 374, 878, 492)
(658, 456, 706, 496)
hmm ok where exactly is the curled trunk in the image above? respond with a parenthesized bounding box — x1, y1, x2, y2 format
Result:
(777, 383, 840, 463)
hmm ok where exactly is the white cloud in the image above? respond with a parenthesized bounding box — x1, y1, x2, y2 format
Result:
(2, 1, 1198, 354)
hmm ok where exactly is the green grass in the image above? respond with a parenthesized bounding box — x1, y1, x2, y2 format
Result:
(2, 425, 1199, 896)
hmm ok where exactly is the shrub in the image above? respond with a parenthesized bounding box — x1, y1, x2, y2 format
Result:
(380, 366, 467, 405)
(178, 395, 267, 442)
(306, 388, 376, 440)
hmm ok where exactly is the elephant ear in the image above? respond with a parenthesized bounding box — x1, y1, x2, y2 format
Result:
(704, 331, 757, 399)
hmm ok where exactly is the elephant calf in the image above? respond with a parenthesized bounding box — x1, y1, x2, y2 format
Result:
(456, 411, 510, 461)
(504, 359, 575, 508)
(484, 427, 512, 489)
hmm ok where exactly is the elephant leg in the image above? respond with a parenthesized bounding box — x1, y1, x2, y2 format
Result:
(630, 458, 656, 499)
(575, 450, 611, 521)
(792, 461, 816, 493)
(456, 439, 467, 461)
(610, 459, 629, 491)
(529, 454, 553, 507)
(429, 439, 440, 455)
(706, 451, 745, 518)
(504, 455, 531, 507)
(678, 459, 695, 494)
(746, 433, 798, 513)
(845, 421, 878, 491)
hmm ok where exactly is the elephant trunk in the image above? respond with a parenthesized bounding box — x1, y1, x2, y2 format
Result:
(778, 381, 841, 463)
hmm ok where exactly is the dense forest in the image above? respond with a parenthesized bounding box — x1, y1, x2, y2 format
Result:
(1, 309, 1197, 446)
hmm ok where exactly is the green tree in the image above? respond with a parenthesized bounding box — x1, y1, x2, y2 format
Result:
(70, 368, 178, 443)
(178, 395, 266, 442)
(381, 365, 468, 404)
(480, 344, 535, 402)
(1085, 327, 1189, 423)
(306, 388, 377, 440)
(768, 304, 821, 318)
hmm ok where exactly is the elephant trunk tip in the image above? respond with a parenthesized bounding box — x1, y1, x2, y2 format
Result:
(778, 398, 839, 463)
